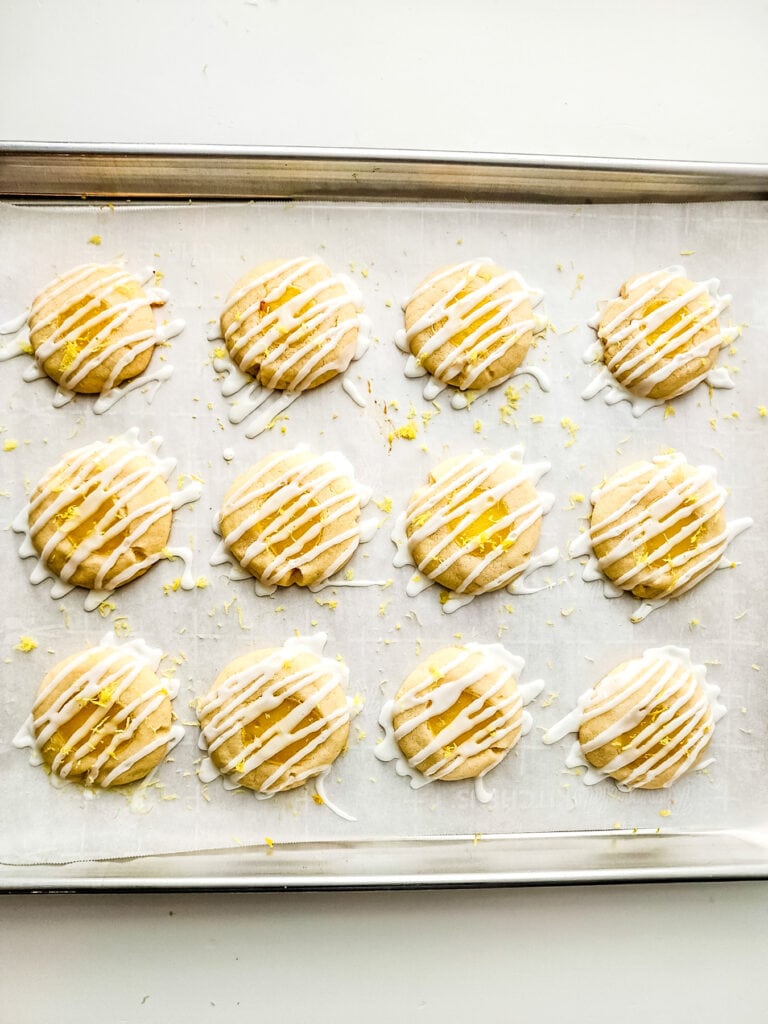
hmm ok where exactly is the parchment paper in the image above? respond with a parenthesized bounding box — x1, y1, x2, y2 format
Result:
(0, 197, 765, 865)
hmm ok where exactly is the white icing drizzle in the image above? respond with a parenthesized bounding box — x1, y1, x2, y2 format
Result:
(395, 258, 548, 403)
(222, 259, 366, 388)
(582, 266, 737, 415)
(207, 296, 370, 440)
(0, 309, 30, 335)
(92, 361, 175, 415)
(197, 633, 354, 800)
(376, 643, 543, 800)
(314, 768, 356, 822)
(212, 445, 376, 596)
(392, 445, 557, 610)
(0, 264, 181, 412)
(569, 452, 752, 619)
(12, 427, 202, 610)
(542, 645, 725, 790)
(341, 377, 367, 407)
(13, 633, 183, 788)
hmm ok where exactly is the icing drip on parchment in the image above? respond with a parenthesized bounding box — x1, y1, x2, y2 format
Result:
(12, 427, 202, 612)
(395, 258, 549, 406)
(376, 643, 543, 802)
(211, 445, 381, 596)
(13, 633, 184, 788)
(392, 445, 558, 612)
(569, 451, 752, 622)
(209, 258, 371, 438)
(0, 264, 183, 411)
(197, 633, 357, 819)
(542, 645, 725, 790)
(581, 266, 738, 416)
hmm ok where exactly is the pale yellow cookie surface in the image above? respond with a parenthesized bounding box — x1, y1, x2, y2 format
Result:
(27, 439, 173, 592)
(392, 645, 523, 781)
(197, 648, 350, 793)
(29, 264, 157, 394)
(31, 646, 174, 787)
(589, 454, 727, 601)
(596, 269, 723, 400)
(578, 651, 716, 789)
(218, 448, 362, 589)
(220, 257, 360, 391)
(404, 452, 542, 595)
(403, 259, 535, 392)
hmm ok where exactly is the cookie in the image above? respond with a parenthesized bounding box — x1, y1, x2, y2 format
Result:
(216, 447, 370, 591)
(397, 258, 543, 395)
(381, 644, 532, 784)
(220, 257, 364, 391)
(28, 263, 169, 394)
(396, 448, 553, 597)
(576, 452, 748, 604)
(18, 430, 200, 598)
(13, 640, 181, 787)
(588, 266, 732, 401)
(197, 635, 351, 795)
(543, 646, 725, 790)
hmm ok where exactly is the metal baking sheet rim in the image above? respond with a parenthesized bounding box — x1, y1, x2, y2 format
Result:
(1, 144, 766, 892)
(1, 142, 768, 201)
(4, 828, 768, 892)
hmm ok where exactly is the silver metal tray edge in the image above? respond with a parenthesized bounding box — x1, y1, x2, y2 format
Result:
(2, 142, 768, 201)
(1, 144, 766, 891)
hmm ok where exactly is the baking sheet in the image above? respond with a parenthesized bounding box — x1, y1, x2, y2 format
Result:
(0, 197, 765, 867)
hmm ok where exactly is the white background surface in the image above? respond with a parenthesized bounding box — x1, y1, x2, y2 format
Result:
(1, 1, 767, 1021)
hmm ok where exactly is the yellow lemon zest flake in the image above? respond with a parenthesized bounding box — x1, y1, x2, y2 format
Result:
(560, 417, 579, 447)
(14, 636, 37, 652)
(3, 439, 18, 452)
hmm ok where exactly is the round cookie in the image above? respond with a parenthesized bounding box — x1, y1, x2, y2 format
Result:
(21, 645, 176, 787)
(593, 266, 729, 400)
(403, 450, 545, 595)
(401, 258, 538, 393)
(26, 437, 174, 592)
(218, 448, 365, 589)
(29, 263, 160, 394)
(588, 452, 728, 602)
(197, 638, 351, 794)
(389, 644, 526, 782)
(220, 257, 362, 391)
(566, 647, 721, 790)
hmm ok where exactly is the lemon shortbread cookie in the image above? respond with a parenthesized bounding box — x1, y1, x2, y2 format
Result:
(393, 447, 557, 611)
(197, 634, 352, 797)
(0, 263, 184, 408)
(13, 429, 201, 610)
(13, 638, 183, 787)
(543, 646, 725, 790)
(220, 257, 367, 391)
(376, 643, 543, 801)
(213, 446, 374, 594)
(583, 266, 736, 414)
(395, 258, 546, 405)
(570, 451, 752, 620)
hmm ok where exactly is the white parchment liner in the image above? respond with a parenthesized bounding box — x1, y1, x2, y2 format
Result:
(0, 198, 764, 865)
